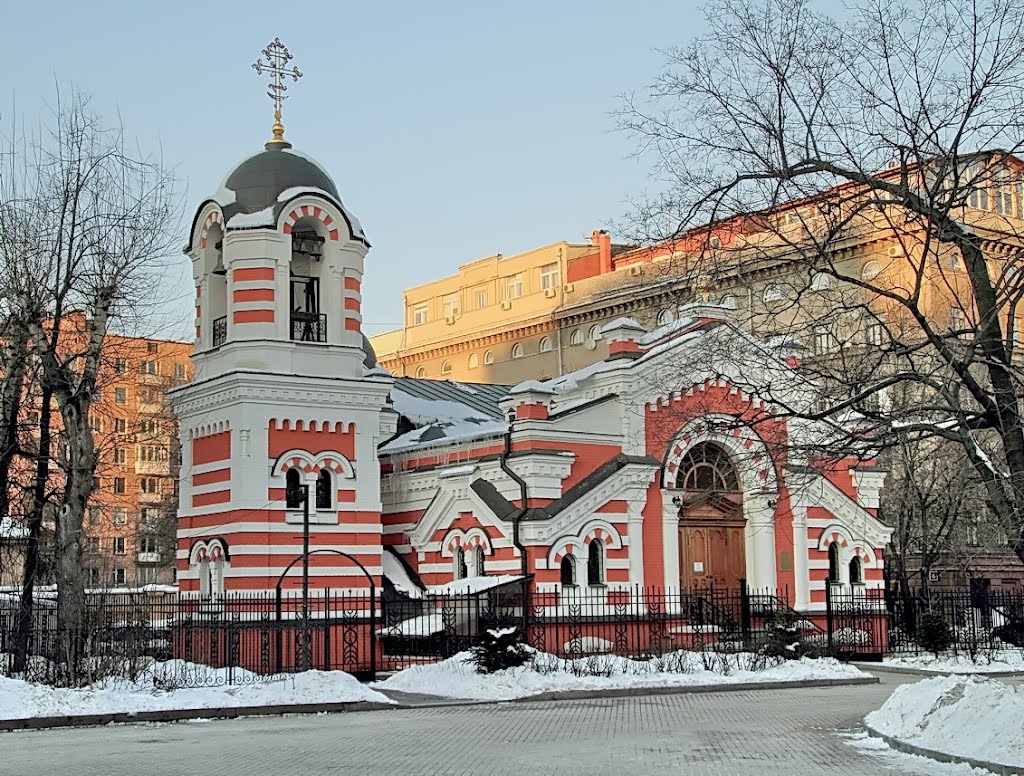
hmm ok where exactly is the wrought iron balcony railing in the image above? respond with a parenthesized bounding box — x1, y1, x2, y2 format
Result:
(291, 312, 327, 342)
(212, 315, 227, 348)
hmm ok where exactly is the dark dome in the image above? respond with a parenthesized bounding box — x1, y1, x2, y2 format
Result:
(361, 333, 378, 369)
(222, 147, 340, 215)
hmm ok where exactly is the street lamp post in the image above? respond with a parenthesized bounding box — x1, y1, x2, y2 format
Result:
(301, 483, 310, 671)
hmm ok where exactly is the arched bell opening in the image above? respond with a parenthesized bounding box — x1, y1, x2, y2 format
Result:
(204, 222, 227, 348)
(289, 215, 328, 343)
(674, 442, 747, 591)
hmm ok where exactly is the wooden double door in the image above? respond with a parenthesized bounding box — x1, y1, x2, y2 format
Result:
(678, 498, 747, 590)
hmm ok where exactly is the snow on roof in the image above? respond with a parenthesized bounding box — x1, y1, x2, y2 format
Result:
(376, 612, 445, 637)
(226, 206, 276, 229)
(427, 575, 526, 596)
(382, 551, 424, 599)
(602, 317, 646, 334)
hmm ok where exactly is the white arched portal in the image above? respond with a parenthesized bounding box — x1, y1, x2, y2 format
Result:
(661, 414, 780, 591)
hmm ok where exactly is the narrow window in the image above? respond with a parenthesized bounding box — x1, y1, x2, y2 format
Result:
(441, 359, 453, 375)
(587, 539, 604, 586)
(414, 366, 426, 378)
(455, 547, 468, 580)
(827, 542, 840, 584)
(588, 324, 602, 341)
(849, 555, 863, 585)
(657, 308, 674, 326)
(483, 350, 494, 365)
(474, 544, 486, 577)
(560, 554, 576, 586)
(468, 353, 479, 369)
(315, 468, 332, 510)
(539, 337, 552, 352)
(511, 343, 524, 359)
(569, 329, 583, 346)
(285, 468, 302, 509)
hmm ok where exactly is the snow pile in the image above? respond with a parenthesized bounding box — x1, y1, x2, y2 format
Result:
(0, 661, 392, 720)
(882, 650, 1024, 674)
(374, 650, 866, 701)
(381, 389, 506, 453)
(866, 675, 1024, 769)
(427, 575, 524, 596)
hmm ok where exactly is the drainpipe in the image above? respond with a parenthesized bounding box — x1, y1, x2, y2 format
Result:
(501, 411, 530, 579)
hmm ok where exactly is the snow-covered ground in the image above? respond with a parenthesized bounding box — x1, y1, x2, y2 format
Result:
(373, 650, 868, 701)
(0, 661, 392, 720)
(865, 675, 1024, 770)
(881, 650, 1024, 674)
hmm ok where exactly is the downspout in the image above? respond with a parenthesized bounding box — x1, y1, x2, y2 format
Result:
(501, 414, 530, 579)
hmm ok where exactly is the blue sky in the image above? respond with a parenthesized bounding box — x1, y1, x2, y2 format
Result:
(5, 1, 706, 337)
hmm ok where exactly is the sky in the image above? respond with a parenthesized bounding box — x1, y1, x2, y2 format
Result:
(4, 0, 710, 338)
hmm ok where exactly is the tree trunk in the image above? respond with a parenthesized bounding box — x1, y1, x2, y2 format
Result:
(12, 386, 53, 674)
(0, 328, 29, 522)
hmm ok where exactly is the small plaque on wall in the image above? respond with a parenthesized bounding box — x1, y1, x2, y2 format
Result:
(778, 551, 793, 572)
(693, 562, 704, 572)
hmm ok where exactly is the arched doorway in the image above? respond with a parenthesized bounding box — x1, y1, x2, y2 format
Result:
(675, 443, 746, 590)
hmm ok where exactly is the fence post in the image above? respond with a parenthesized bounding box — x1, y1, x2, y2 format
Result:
(739, 578, 752, 648)
(323, 590, 331, 672)
(274, 587, 283, 674)
(825, 576, 834, 655)
(370, 584, 377, 682)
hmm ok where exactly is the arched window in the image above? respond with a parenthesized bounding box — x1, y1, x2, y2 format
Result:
(454, 547, 468, 580)
(560, 554, 576, 587)
(569, 329, 584, 346)
(315, 468, 332, 510)
(720, 295, 736, 309)
(441, 360, 453, 375)
(587, 540, 604, 586)
(483, 350, 494, 365)
(468, 353, 479, 369)
(588, 324, 602, 341)
(414, 366, 426, 378)
(676, 443, 740, 493)
(657, 308, 674, 326)
(861, 261, 882, 281)
(828, 543, 840, 584)
(539, 336, 552, 352)
(210, 556, 226, 596)
(849, 555, 863, 585)
(763, 284, 784, 303)
(285, 468, 302, 509)
(511, 343, 524, 359)
(474, 545, 486, 577)
(198, 556, 211, 597)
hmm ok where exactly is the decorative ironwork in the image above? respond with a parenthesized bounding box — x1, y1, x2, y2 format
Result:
(212, 315, 227, 347)
(291, 312, 327, 342)
(251, 38, 302, 146)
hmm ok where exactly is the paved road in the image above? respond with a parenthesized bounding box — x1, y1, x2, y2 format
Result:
(0, 673, 988, 776)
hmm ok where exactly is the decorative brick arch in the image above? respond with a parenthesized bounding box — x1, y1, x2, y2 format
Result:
(440, 527, 492, 558)
(189, 536, 230, 565)
(271, 448, 355, 480)
(662, 413, 779, 495)
(199, 209, 224, 250)
(548, 520, 623, 566)
(818, 525, 877, 566)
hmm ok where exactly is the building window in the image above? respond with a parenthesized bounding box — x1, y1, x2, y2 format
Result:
(139, 535, 158, 554)
(827, 542, 840, 584)
(114, 418, 126, 434)
(114, 358, 127, 374)
(861, 261, 882, 281)
(483, 350, 494, 365)
(454, 547, 468, 580)
(147, 342, 158, 354)
(865, 320, 884, 346)
(950, 307, 965, 332)
(139, 419, 157, 434)
(112, 537, 125, 555)
(560, 554, 576, 587)
(813, 325, 838, 355)
(174, 363, 187, 379)
(285, 468, 302, 509)
(414, 366, 426, 378)
(504, 275, 523, 300)
(112, 567, 126, 586)
(113, 507, 126, 525)
(86, 537, 99, 554)
(87, 568, 101, 586)
(142, 507, 160, 526)
(139, 360, 159, 375)
(656, 308, 674, 326)
(89, 415, 103, 432)
(511, 343, 524, 359)
(539, 337, 552, 353)
(588, 324, 603, 342)
(441, 360, 453, 375)
(587, 539, 605, 586)
(138, 566, 158, 585)
(442, 294, 461, 317)
(475, 289, 487, 309)
(315, 468, 332, 510)
(114, 387, 127, 404)
(412, 304, 428, 326)
(540, 262, 560, 291)
(113, 477, 126, 494)
(474, 545, 486, 577)
(140, 477, 159, 494)
(849, 556, 863, 585)
(569, 329, 583, 346)
(114, 447, 126, 464)
(88, 506, 100, 525)
(468, 353, 479, 370)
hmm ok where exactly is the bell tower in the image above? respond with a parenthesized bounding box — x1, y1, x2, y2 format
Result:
(171, 40, 395, 596)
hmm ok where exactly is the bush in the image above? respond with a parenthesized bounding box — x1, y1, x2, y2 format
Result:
(468, 626, 530, 674)
(917, 611, 953, 656)
(759, 610, 819, 660)
(992, 619, 1024, 647)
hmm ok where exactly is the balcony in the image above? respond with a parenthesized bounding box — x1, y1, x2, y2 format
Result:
(135, 459, 172, 476)
(139, 490, 164, 504)
(291, 312, 327, 343)
(136, 551, 161, 564)
(212, 315, 227, 348)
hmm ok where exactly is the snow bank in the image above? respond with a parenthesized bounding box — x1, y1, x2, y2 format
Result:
(881, 650, 1024, 674)
(374, 650, 867, 701)
(866, 675, 1024, 770)
(0, 661, 392, 720)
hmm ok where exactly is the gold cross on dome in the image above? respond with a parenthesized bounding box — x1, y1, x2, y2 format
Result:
(252, 38, 303, 147)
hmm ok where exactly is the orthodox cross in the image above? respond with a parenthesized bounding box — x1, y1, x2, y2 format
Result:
(252, 38, 303, 146)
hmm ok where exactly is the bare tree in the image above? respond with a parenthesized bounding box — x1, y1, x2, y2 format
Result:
(0, 90, 180, 676)
(619, 0, 1024, 563)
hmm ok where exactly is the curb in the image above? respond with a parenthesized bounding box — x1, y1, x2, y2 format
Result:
(0, 675, 877, 731)
(854, 662, 1024, 679)
(863, 721, 1022, 776)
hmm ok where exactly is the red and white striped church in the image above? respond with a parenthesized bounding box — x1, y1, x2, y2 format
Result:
(172, 135, 891, 616)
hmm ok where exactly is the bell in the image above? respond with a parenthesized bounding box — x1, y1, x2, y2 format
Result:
(212, 255, 227, 276)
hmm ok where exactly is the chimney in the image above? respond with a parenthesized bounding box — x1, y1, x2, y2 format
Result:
(592, 229, 612, 275)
